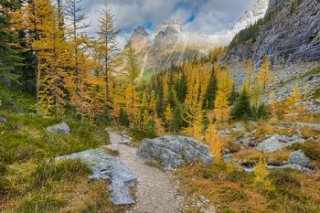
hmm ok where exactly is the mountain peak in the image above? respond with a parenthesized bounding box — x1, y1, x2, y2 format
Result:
(132, 26, 149, 37)
(230, 0, 269, 35)
(156, 19, 183, 35)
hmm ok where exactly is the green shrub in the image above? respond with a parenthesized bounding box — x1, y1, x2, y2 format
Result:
(0, 176, 11, 197)
(219, 187, 248, 202)
(119, 107, 130, 127)
(269, 170, 301, 188)
(128, 127, 157, 145)
(0, 163, 8, 176)
(225, 170, 252, 184)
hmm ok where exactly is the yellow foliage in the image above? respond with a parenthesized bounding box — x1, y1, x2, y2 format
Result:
(285, 84, 304, 123)
(257, 56, 272, 92)
(183, 100, 204, 140)
(205, 124, 224, 161)
(214, 89, 231, 124)
(254, 158, 273, 190)
(164, 105, 173, 123)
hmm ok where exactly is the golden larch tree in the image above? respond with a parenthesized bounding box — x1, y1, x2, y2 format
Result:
(205, 124, 223, 161)
(257, 56, 272, 92)
(285, 84, 304, 123)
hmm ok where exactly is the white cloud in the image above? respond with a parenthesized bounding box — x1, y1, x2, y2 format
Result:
(81, 0, 255, 46)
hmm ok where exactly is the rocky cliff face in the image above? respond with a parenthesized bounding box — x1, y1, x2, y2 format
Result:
(225, 0, 320, 66)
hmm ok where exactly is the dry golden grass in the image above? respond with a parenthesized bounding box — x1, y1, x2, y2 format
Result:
(177, 163, 320, 213)
(300, 126, 320, 139)
(1, 161, 126, 213)
(252, 121, 297, 140)
(177, 164, 269, 212)
(233, 149, 290, 165)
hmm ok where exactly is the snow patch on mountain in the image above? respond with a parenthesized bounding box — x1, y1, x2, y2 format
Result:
(230, 0, 269, 35)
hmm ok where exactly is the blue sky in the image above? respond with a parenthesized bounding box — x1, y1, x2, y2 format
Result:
(84, 0, 254, 45)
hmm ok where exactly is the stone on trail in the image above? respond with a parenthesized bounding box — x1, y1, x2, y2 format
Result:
(257, 134, 305, 153)
(288, 150, 310, 168)
(137, 136, 214, 170)
(47, 121, 70, 135)
(56, 149, 137, 205)
(119, 134, 133, 145)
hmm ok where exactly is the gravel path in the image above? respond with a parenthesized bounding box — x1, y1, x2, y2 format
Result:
(107, 130, 184, 213)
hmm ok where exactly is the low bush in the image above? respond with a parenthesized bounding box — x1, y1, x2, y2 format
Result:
(0, 163, 7, 176)
(268, 170, 301, 188)
(0, 176, 11, 197)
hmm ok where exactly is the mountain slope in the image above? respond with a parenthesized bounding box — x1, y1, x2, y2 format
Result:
(225, 0, 320, 66)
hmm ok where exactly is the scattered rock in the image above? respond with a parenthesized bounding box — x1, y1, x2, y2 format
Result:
(232, 123, 246, 132)
(137, 136, 214, 170)
(56, 149, 137, 205)
(297, 122, 320, 131)
(288, 150, 310, 168)
(0, 116, 7, 123)
(257, 134, 305, 153)
(248, 121, 257, 126)
(47, 121, 70, 135)
(119, 135, 133, 145)
(268, 164, 314, 174)
(217, 129, 231, 135)
(238, 136, 259, 147)
(223, 153, 233, 161)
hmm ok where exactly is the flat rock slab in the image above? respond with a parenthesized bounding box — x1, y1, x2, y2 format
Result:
(268, 164, 314, 174)
(257, 134, 305, 153)
(137, 136, 214, 170)
(56, 149, 137, 205)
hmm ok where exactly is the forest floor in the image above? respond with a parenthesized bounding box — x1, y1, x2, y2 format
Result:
(107, 129, 184, 213)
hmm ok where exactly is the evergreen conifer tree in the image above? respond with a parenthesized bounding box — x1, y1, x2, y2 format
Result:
(231, 91, 252, 120)
(171, 105, 183, 133)
(0, 0, 23, 81)
(204, 68, 217, 109)
(119, 107, 129, 127)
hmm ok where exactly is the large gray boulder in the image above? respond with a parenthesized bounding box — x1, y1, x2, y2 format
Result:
(137, 136, 214, 170)
(56, 149, 137, 205)
(288, 150, 311, 168)
(257, 134, 305, 153)
(47, 121, 70, 135)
